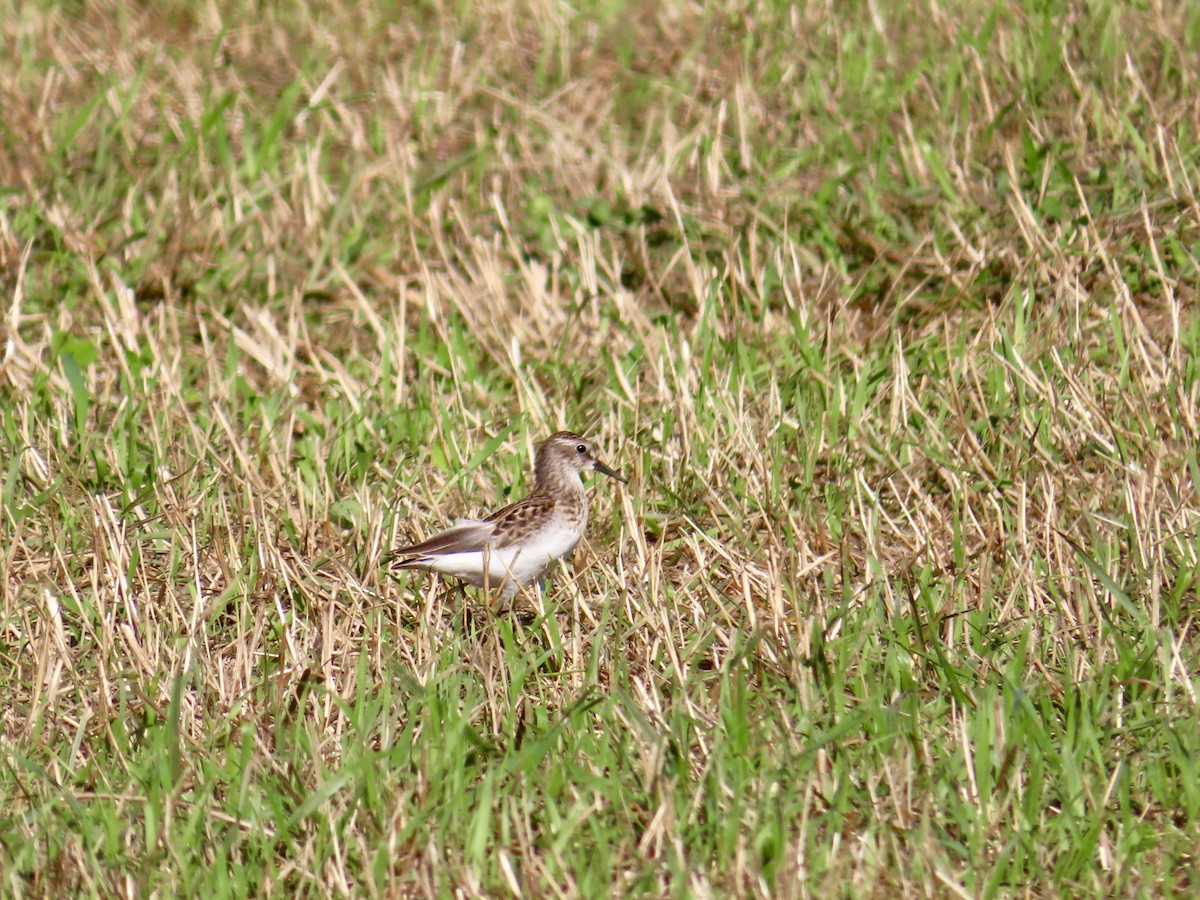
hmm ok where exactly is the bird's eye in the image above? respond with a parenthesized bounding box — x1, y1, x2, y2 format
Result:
(576, 444, 587, 454)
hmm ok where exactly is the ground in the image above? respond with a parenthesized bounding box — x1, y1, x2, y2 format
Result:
(2, 0, 1199, 896)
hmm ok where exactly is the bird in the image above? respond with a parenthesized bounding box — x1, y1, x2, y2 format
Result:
(388, 431, 626, 603)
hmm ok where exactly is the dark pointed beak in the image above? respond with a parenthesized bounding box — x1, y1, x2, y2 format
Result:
(593, 459, 627, 483)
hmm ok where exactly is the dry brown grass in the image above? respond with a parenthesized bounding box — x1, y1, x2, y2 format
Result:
(3, 0, 1200, 896)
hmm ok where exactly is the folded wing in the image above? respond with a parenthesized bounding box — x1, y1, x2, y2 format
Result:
(389, 518, 495, 563)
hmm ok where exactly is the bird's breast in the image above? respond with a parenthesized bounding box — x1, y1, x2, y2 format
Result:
(517, 522, 582, 564)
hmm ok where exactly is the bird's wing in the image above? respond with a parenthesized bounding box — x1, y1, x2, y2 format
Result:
(486, 496, 556, 549)
(390, 518, 495, 559)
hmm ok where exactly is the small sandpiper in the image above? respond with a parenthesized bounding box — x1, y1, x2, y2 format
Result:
(389, 431, 626, 602)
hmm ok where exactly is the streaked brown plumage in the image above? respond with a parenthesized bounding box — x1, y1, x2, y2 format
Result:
(389, 432, 625, 601)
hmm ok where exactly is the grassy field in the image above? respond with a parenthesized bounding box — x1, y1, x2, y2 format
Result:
(3, 0, 1200, 895)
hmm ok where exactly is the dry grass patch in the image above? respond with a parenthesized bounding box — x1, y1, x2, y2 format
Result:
(3, 0, 1200, 896)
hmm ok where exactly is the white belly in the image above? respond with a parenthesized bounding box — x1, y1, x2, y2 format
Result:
(425, 524, 581, 593)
